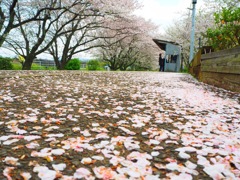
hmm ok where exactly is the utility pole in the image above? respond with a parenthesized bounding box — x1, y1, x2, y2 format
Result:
(189, 0, 197, 63)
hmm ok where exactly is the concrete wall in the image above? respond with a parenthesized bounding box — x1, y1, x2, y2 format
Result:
(164, 43, 181, 72)
(189, 46, 240, 92)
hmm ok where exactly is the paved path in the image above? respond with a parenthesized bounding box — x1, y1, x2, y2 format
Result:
(0, 71, 239, 179)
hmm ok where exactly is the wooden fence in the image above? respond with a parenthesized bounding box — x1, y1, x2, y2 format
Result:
(189, 46, 240, 92)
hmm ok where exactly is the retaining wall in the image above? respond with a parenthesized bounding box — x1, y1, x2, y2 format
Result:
(189, 46, 240, 92)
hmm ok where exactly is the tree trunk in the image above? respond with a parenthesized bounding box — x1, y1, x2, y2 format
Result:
(54, 57, 62, 70)
(22, 57, 34, 70)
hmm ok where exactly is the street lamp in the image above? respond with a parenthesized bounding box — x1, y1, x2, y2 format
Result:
(189, 0, 197, 63)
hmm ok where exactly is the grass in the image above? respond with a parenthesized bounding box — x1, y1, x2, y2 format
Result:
(12, 62, 57, 70)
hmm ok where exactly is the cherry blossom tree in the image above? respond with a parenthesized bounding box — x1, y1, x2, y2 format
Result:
(4, 0, 71, 69)
(163, 5, 213, 67)
(48, 0, 141, 70)
(0, 0, 62, 47)
(164, 0, 240, 67)
(4, 0, 144, 70)
(94, 15, 158, 71)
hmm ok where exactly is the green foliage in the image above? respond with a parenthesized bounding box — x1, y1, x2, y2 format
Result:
(0, 57, 13, 70)
(65, 58, 81, 70)
(31, 63, 46, 70)
(181, 66, 189, 73)
(205, 7, 240, 50)
(12, 62, 22, 70)
(87, 60, 101, 71)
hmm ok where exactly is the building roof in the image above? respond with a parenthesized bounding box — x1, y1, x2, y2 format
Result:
(153, 39, 180, 51)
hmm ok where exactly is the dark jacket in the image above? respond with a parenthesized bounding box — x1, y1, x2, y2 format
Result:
(159, 56, 164, 66)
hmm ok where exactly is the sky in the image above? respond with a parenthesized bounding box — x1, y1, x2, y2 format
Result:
(135, 0, 205, 34)
(0, 0, 205, 59)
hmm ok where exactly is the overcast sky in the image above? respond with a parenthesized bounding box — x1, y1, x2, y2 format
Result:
(1, 0, 205, 58)
(135, 0, 205, 34)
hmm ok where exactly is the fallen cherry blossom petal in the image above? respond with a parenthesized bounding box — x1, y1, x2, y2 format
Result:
(4, 157, 20, 166)
(20, 172, 32, 180)
(52, 163, 66, 171)
(3, 167, 14, 180)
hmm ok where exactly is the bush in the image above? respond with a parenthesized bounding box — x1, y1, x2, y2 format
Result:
(181, 66, 189, 73)
(87, 60, 101, 71)
(65, 58, 81, 70)
(12, 62, 22, 70)
(31, 63, 45, 70)
(0, 57, 13, 70)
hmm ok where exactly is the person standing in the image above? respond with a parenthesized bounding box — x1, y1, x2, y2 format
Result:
(159, 53, 164, 72)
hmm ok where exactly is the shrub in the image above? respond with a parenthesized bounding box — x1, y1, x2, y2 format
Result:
(31, 63, 45, 70)
(12, 63, 22, 70)
(0, 57, 13, 70)
(87, 60, 101, 71)
(65, 58, 80, 70)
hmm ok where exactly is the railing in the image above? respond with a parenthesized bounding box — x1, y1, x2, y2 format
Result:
(33, 59, 56, 68)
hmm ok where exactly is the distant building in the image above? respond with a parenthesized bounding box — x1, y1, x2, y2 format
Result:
(153, 39, 181, 72)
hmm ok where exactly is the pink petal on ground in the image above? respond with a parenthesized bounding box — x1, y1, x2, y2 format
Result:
(92, 123, 100, 127)
(149, 139, 160, 145)
(197, 155, 210, 166)
(154, 163, 166, 169)
(80, 129, 91, 137)
(4, 157, 20, 166)
(81, 158, 93, 165)
(176, 147, 197, 153)
(73, 168, 92, 179)
(155, 132, 168, 141)
(118, 127, 136, 135)
(151, 152, 160, 157)
(46, 133, 64, 138)
(153, 146, 164, 150)
(124, 140, 140, 150)
(20, 172, 32, 180)
(52, 164, 66, 171)
(26, 142, 40, 149)
(3, 167, 14, 180)
(127, 151, 152, 160)
(16, 129, 27, 135)
(96, 133, 109, 139)
(168, 173, 193, 180)
(93, 166, 117, 179)
(166, 162, 179, 171)
(72, 127, 80, 132)
(3, 139, 19, 145)
(92, 156, 104, 161)
(203, 165, 225, 179)
(51, 149, 65, 155)
(178, 152, 191, 159)
(117, 167, 141, 178)
(185, 161, 197, 169)
(110, 156, 125, 166)
(45, 126, 59, 132)
(33, 166, 56, 180)
(24, 135, 41, 141)
(0, 135, 10, 141)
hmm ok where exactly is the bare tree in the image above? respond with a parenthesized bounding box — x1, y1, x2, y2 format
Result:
(0, 0, 63, 47)
(48, 1, 106, 70)
(5, 0, 87, 69)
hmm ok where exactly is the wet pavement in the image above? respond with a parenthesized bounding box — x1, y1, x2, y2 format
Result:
(0, 71, 239, 180)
